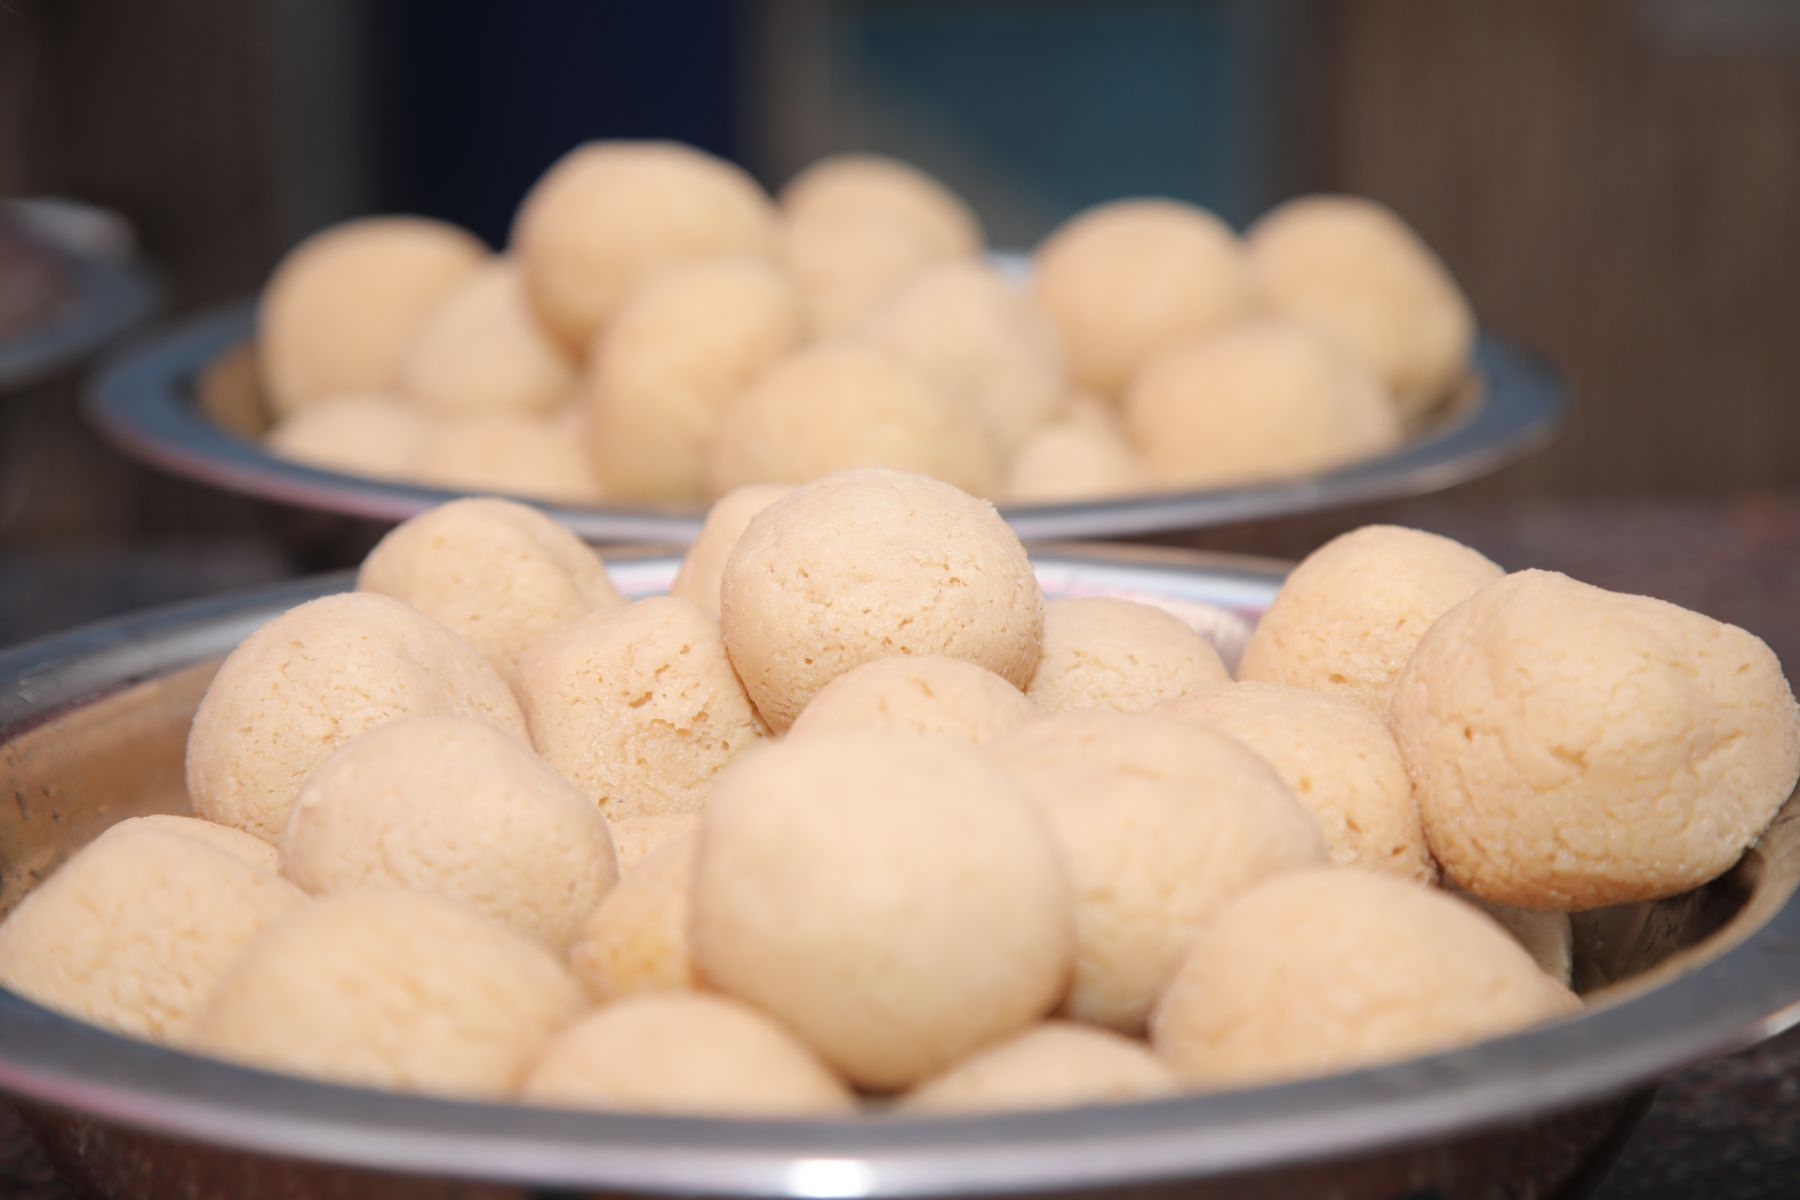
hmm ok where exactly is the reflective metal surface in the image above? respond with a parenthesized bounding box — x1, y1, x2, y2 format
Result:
(1, 548, 1795, 1200)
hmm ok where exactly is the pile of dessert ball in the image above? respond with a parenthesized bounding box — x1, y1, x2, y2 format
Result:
(3, 469, 1795, 1116)
(260, 141, 1470, 506)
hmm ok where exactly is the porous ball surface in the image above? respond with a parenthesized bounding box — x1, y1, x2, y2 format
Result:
(104, 814, 281, 873)
(1025, 597, 1230, 715)
(265, 393, 431, 481)
(1391, 569, 1800, 910)
(987, 712, 1325, 1031)
(787, 655, 1037, 746)
(522, 993, 855, 1116)
(396, 259, 574, 416)
(567, 833, 698, 1002)
(718, 469, 1044, 731)
(1456, 891, 1574, 985)
(511, 141, 779, 349)
(900, 1022, 1175, 1114)
(669, 484, 793, 616)
(586, 257, 805, 502)
(0, 827, 304, 1042)
(782, 216, 948, 336)
(1237, 525, 1503, 715)
(1248, 195, 1474, 418)
(356, 497, 625, 678)
(260, 217, 486, 415)
(280, 716, 618, 950)
(691, 732, 1074, 1090)
(186, 593, 527, 843)
(706, 342, 999, 498)
(1032, 199, 1253, 397)
(415, 412, 603, 504)
(780, 154, 981, 260)
(857, 260, 1065, 456)
(516, 596, 768, 819)
(1152, 868, 1579, 1088)
(1004, 415, 1146, 503)
(193, 888, 582, 1099)
(1162, 681, 1433, 883)
(609, 813, 702, 873)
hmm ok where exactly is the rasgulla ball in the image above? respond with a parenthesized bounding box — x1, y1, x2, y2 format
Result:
(522, 993, 854, 1116)
(1152, 868, 1579, 1088)
(586, 257, 805, 502)
(608, 813, 701, 874)
(186, 593, 526, 843)
(516, 596, 767, 818)
(1161, 681, 1434, 883)
(0, 826, 304, 1041)
(265, 393, 430, 481)
(780, 154, 981, 259)
(1237, 525, 1504, 715)
(1457, 892, 1574, 985)
(415, 412, 603, 504)
(1032, 199, 1253, 398)
(356, 497, 625, 678)
(707, 342, 999, 498)
(718, 469, 1044, 731)
(567, 833, 698, 1002)
(782, 215, 948, 337)
(1025, 597, 1230, 715)
(192, 888, 581, 1099)
(512, 141, 779, 350)
(396, 259, 574, 416)
(1123, 320, 1403, 488)
(260, 218, 486, 416)
(857, 261, 1065, 456)
(280, 716, 618, 950)
(787, 655, 1038, 746)
(900, 1022, 1175, 1115)
(691, 733, 1074, 1090)
(1391, 570, 1800, 910)
(1005, 414, 1147, 503)
(1248, 195, 1474, 418)
(668, 484, 793, 616)
(987, 712, 1325, 1032)
(102, 814, 280, 873)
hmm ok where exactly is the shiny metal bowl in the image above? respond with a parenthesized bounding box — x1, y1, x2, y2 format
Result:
(2, 547, 1795, 1200)
(84, 301, 1565, 558)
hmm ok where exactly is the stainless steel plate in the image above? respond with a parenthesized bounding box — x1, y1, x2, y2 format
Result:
(84, 301, 1565, 544)
(0, 546, 1794, 1200)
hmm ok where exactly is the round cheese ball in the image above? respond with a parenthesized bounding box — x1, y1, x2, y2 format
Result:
(1005, 416, 1147, 503)
(608, 813, 701, 874)
(669, 484, 793, 617)
(522, 993, 854, 1116)
(987, 712, 1325, 1031)
(1161, 681, 1434, 883)
(691, 732, 1074, 1090)
(280, 716, 618, 950)
(511, 141, 779, 350)
(707, 341, 1000, 498)
(1032, 199, 1253, 398)
(105, 814, 281, 873)
(1237, 525, 1503, 715)
(567, 833, 698, 1002)
(1456, 891, 1574, 985)
(1248, 195, 1474, 419)
(0, 826, 304, 1042)
(260, 217, 486, 416)
(414, 412, 603, 504)
(718, 469, 1044, 731)
(1026, 597, 1231, 715)
(356, 497, 625, 679)
(857, 260, 1065, 456)
(586, 257, 805, 502)
(782, 215, 948, 336)
(900, 1022, 1175, 1114)
(192, 888, 582, 1098)
(1152, 868, 1579, 1088)
(186, 593, 527, 843)
(1123, 320, 1403, 488)
(516, 596, 768, 819)
(1391, 570, 1800, 910)
(396, 259, 574, 416)
(787, 655, 1038, 746)
(780, 154, 981, 259)
(265, 393, 431, 481)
